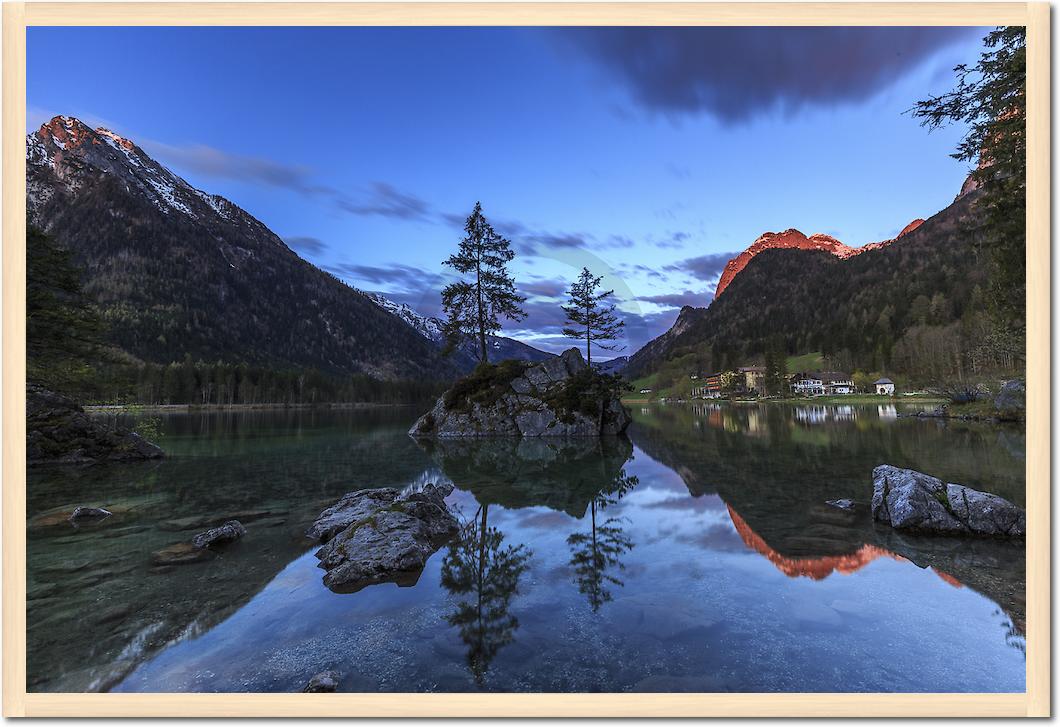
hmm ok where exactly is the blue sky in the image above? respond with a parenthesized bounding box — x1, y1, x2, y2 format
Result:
(27, 26, 989, 356)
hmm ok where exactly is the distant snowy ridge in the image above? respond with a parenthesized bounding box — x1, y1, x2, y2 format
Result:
(360, 291, 555, 364)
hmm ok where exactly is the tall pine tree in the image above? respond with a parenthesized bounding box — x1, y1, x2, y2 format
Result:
(26, 226, 105, 397)
(913, 26, 1026, 357)
(441, 202, 526, 363)
(561, 267, 625, 366)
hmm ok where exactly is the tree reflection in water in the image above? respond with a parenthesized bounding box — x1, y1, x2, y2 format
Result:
(440, 504, 531, 686)
(567, 468, 639, 611)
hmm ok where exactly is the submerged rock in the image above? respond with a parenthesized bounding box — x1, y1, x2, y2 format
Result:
(409, 348, 631, 437)
(192, 520, 246, 549)
(27, 384, 164, 465)
(150, 542, 215, 566)
(307, 482, 458, 593)
(826, 499, 855, 511)
(871, 465, 1024, 537)
(303, 670, 341, 693)
(69, 506, 112, 522)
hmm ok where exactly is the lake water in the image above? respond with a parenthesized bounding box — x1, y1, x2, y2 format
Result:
(27, 403, 1026, 693)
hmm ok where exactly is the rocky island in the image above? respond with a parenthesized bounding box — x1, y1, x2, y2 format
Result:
(409, 348, 631, 438)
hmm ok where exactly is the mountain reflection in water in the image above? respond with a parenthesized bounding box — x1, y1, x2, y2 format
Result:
(27, 404, 1025, 693)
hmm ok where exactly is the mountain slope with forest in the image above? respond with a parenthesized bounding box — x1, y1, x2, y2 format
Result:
(27, 116, 460, 382)
(627, 186, 1010, 383)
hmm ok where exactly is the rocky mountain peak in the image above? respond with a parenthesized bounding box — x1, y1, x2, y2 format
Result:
(897, 219, 925, 238)
(28, 114, 246, 226)
(713, 218, 925, 301)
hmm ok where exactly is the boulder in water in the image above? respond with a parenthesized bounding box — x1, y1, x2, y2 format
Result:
(871, 465, 1024, 537)
(307, 482, 458, 593)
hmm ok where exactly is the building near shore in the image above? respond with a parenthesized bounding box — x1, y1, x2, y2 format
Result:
(791, 371, 855, 397)
(874, 378, 896, 395)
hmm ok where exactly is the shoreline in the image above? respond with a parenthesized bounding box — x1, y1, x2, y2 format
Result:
(621, 395, 947, 406)
(84, 402, 415, 414)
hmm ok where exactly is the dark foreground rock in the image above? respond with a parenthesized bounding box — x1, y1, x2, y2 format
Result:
(303, 670, 341, 693)
(871, 465, 1025, 537)
(307, 482, 459, 593)
(27, 384, 164, 465)
(192, 520, 246, 549)
(409, 348, 631, 437)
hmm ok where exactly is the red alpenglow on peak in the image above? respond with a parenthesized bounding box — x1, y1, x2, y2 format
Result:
(897, 218, 925, 238)
(712, 220, 924, 300)
(35, 115, 137, 154)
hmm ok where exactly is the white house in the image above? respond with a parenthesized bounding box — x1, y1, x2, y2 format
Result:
(874, 378, 896, 395)
(792, 376, 824, 397)
(820, 372, 855, 395)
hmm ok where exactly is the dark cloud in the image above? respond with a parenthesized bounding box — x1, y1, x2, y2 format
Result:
(521, 278, 569, 299)
(145, 140, 432, 222)
(284, 236, 327, 255)
(654, 231, 691, 249)
(144, 140, 327, 195)
(637, 289, 711, 309)
(664, 251, 737, 283)
(554, 27, 978, 123)
(324, 262, 445, 290)
(617, 262, 664, 281)
(527, 232, 590, 249)
(336, 182, 431, 221)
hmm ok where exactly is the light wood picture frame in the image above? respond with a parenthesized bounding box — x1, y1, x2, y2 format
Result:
(2, 2, 1050, 717)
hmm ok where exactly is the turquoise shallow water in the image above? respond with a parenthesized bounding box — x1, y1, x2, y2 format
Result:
(27, 403, 1025, 692)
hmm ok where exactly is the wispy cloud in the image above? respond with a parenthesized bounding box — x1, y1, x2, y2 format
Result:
(664, 251, 737, 283)
(521, 278, 569, 299)
(324, 262, 445, 289)
(335, 182, 432, 221)
(284, 236, 327, 255)
(637, 289, 711, 309)
(143, 139, 433, 222)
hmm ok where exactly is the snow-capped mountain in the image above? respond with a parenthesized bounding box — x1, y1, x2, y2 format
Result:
(362, 292, 446, 341)
(26, 115, 459, 381)
(361, 291, 554, 365)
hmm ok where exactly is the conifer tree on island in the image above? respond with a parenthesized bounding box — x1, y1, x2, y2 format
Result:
(561, 267, 625, 366)
(440, 202, 526, 364)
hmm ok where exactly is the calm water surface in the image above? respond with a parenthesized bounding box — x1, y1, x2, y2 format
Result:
(27, 403, 1026, 693)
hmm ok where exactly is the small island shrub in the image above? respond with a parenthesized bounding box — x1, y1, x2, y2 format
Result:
(545, 370, 631, 422)
(443, 359, 531, 412)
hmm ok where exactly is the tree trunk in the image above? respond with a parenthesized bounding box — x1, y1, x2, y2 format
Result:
(585, 303, 591, 366)
(476, 253, 487, 364)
